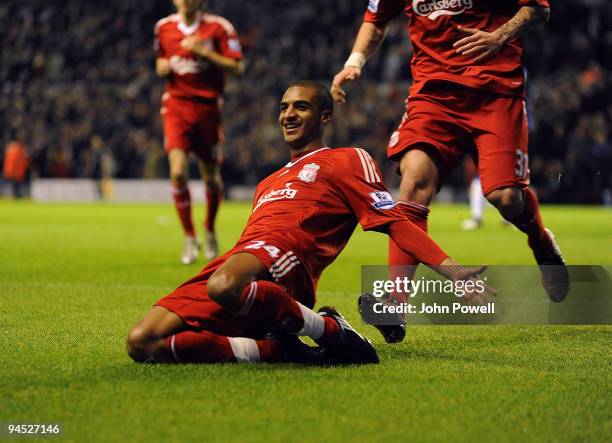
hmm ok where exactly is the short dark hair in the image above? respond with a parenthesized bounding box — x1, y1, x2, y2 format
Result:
(286, 81, 333, 115)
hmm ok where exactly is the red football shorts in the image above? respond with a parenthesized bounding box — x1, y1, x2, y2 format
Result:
(155, 239, 315, 336)
(387, 83, 529, 195)
(161, 92, 223, 164)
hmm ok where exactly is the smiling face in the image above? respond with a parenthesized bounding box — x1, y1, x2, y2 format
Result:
(278, 85, 331, 150)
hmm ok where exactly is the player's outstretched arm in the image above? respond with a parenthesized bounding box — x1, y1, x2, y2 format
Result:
(331, 22, 386, 104)
(386, 220, 449, 266)
(386, 220, 494, 304)
(338, 147, 492, 301)
(453, 5, 550, 62)
(181, 35, 245, 76)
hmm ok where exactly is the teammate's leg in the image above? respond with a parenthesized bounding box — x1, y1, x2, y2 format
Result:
(206, 253, 341, 348)
(193, 99, 224, 260)
(375, 148, 439, 342)
(462, 158, 484, 230)
(168, 149, 199, 264)
(485, 186, 524, 220)
(477, 95, 568, 302)
(486, 185, 568, 301)
(389, 148, 439, 275)
(468, 175, 484, 225)
(386, 91, 463, 272)
(397, 149, 441, 205)
(126, 306, 282, 363)
(198, 160, 223, 260)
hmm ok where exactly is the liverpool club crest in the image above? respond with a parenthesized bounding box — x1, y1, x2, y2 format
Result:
(298, 163, 320, 183)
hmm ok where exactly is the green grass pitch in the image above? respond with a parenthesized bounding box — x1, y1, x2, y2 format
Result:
(1, 201, 610, 442)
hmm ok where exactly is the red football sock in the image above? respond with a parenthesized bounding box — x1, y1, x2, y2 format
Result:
(205, 187, 222, 233)
(166, 331, 282, 363)
(506, 188, 551, 251)
(236, 281, 304, 332)
(166, 330, 235, 363)
(236, 281, 340, 347)
(388, 201, 430, 302)
(254, 338, 283, 362)
(172, 183, 195, 237)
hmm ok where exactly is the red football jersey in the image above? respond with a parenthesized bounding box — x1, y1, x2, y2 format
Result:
(154, 12, 242, 99)
(363, 0, 550, 96)
(235, 147, 407, 287)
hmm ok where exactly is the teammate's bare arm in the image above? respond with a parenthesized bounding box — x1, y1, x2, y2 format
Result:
(156, 57, 171, 77)
(331, 22, 386, 104)
(181, 35, 245, 76)
(454, 6, 550, 62)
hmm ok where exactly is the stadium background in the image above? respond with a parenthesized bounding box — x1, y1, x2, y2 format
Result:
(1, 0, 610, 203)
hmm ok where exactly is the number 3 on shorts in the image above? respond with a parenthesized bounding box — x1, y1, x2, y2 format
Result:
(245, 240, 281, 258)
(515, 149, 529, 180)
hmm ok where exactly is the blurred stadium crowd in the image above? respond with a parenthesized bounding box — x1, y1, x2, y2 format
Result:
(1, 0, 610, 203)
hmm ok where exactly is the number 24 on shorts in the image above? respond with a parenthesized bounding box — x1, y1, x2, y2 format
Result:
(245, 240, 281, 258)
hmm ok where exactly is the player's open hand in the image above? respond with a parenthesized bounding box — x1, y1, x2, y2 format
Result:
(453, 265, 496, 306)
(434, 260, 496, 305)
(453, 26, 505, 63)
(331, 66, 362, 104)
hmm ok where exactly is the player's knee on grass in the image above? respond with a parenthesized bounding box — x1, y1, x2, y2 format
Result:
(126, 326, 165, 363)
(486, 187, 524, 219)
(127, 307, 187, 363)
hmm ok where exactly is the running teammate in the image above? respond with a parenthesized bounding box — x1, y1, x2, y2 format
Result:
(155, 0, 244, 263)
(331, 1, 569, 305)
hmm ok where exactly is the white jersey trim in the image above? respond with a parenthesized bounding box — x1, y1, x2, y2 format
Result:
(284, 147, 330, 168)
(355, 148, 381, 183)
